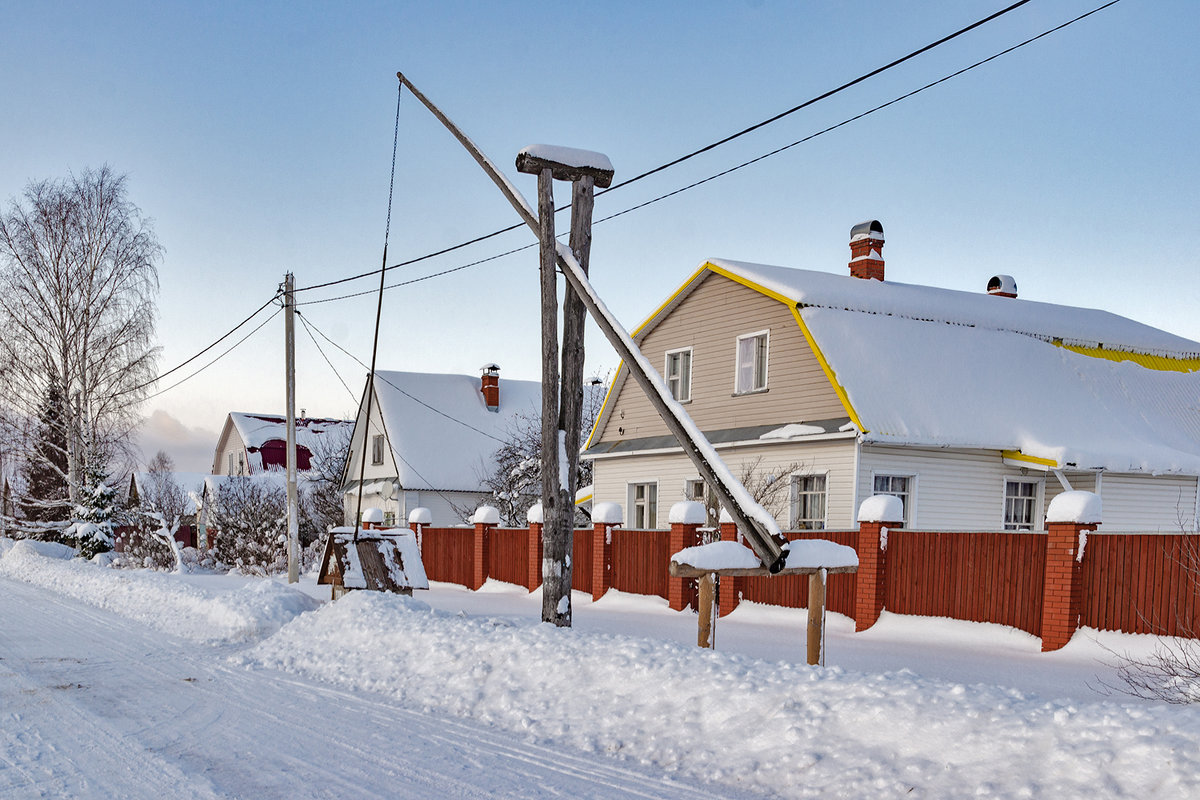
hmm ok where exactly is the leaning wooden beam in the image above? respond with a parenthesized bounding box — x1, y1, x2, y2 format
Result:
(395, 71, 789, 572)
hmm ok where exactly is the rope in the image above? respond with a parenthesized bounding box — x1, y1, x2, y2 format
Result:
(353, 79, 404, 541)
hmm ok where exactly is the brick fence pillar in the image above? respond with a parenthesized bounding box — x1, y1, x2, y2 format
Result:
(1041, 521, 1095, 651)
(470, 521, 493, 590)
(592, 521, 615, 601)
(855, 520, 897, 632)
(668, 521, 702, 611)
(525, 521, 543, 591)
(718, 521, 744, 617)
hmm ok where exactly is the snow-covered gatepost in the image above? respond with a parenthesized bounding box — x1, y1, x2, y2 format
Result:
(590, 502, 621, 601)
(515, 143, 614, 627)
(525, 503, 544, 592)
(668, 502, 706, 612)
(854, 495, 903, 632)
(470, 505, 500, 591)
(1041, 491, 1101, 651)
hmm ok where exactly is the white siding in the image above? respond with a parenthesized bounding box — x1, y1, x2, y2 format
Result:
(1098, 474, 1198, 531)
(591, 439, 858, 530)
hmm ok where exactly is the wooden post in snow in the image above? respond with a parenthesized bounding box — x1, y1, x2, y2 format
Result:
(807, 568, 827, 666)
(516, 146, 614, 627)
(697, 572, 716, 648)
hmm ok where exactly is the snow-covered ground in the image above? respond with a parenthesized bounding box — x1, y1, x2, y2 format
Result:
(3, 539, 1199, 799)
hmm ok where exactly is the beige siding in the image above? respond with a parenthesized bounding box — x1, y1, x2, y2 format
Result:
(591, 438, 858, 530)
(595, 272, 845, 443)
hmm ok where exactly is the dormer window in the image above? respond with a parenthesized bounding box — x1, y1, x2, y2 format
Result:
(735, 331, 769, 394)
(665, 347, 692, 402)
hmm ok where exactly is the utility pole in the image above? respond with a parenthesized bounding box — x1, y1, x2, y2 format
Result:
(284, 273, 300, 583)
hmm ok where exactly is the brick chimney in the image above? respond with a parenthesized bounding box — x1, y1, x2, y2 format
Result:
(480, 363, 500, 411)
(849, 220, 885, 281)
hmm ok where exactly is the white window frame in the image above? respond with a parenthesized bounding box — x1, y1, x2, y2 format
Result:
(664, 347, 693, 403)
(1002, 477, 1043, 531)
(685, 478, 706, 502)
(227, 452, 234, 475)
(734, 330, 770, 395)
(628, 481, 658, 529)
(871, 473, 915, 527)
(371, 433, 385, 465)
(789, 473, 828, 530)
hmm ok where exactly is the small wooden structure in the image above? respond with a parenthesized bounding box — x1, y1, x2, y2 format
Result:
(318, 525, 429, 600)
(670, 543, 857, 666)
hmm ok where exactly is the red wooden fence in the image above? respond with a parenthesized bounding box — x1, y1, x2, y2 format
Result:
(1082, 533, 1200, 637)
(410, 519, 1200, 647)
(885, 531, 1046, 636)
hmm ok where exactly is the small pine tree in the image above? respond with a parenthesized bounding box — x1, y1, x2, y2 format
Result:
(20, 380, 70, 522)
(70, 455, 115, 559)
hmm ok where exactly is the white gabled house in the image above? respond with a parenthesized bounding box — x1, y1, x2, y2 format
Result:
(584, 221, 1200, 532)
(211, 412, 354, 477)
(340, 367, 541, 526)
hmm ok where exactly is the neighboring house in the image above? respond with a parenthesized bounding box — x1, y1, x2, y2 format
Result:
(125, 471, 210, 523)
(584, 221, 1200, 532)
(211, 413, 354, 477)
(341, 367, 542, 526)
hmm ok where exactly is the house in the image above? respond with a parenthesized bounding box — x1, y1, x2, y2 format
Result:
(584, 221, 1200, 532)
(340, 366, 543, 526)
(211, 413, 354, 477)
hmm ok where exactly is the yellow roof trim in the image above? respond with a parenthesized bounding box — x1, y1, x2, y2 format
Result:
(790, 306, 867, 433)
(583, 361, 623, 451)
(631, 265, 712, 337)
(1001, 449, 1059, 468)
(574, 492, 594, 506)
(703, 261, 798, 306)
(1058, 343, 1200, 372)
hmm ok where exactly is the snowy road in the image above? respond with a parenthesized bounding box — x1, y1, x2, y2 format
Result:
(0, 576, 749, 800)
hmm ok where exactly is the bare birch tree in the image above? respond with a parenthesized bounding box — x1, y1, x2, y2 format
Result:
(0, 166, 161, 522)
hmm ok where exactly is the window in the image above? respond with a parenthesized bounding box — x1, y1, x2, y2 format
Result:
(735, 331, 769, 394)
(227, 452, 234, 475)
(686, 479, 706, 502)
(371, 434, 385, 465)
(790, 475, 827, 530)
(665, 348, 692, 402)
(237, 452, 245, 476)
(872, 474, 912, 526)
(1004, 479, 1040, 531)
(629, 482, 658, 529)
(383, 510, 396, 527)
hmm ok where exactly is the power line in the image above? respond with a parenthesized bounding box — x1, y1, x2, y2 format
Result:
(297, 310, 506, 444)
(292, 0, 1036, 298)
(292, 0, 1122, 310)
(123, 307, 282, 408)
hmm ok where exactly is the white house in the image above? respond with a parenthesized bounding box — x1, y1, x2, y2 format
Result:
(584, 221, 1200, 532)
(211, 413, 354, 477)
(340, 367, 542, 526)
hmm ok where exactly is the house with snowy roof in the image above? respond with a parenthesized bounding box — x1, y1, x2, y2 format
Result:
(583, 221, 1200, 533)
(211, 413, 354, 477)
(340, 367, 543, 526)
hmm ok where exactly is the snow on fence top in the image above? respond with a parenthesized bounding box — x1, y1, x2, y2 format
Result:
(526, 502, 544, 524)
(1046, 491, 1103, 524)
(408, 507, 432, 525)
(471, 505, 500, 525)
(858, 494, 904, 523)
(669, 501, 707, 525)
(591, 502, 622, 525)
(517, 144, 613, 174)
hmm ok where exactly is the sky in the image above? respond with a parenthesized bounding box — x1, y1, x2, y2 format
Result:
(2, 0, 1197, 472)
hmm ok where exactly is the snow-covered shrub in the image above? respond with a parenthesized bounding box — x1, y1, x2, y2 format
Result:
(210, 477, 288, 575)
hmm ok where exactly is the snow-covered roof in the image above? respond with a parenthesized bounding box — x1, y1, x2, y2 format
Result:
(700, 261, 1200, 475)
(228, 413, 354, 453)
(370, 371, 543, 493)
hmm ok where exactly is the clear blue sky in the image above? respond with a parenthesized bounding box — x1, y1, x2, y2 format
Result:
(3, 1, 1196, 470)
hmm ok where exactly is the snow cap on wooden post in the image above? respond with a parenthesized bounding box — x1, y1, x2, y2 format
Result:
(515, 145, 614, 187)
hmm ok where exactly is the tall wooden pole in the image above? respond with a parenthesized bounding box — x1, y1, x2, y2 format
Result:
(537, 170, 569, 626)
(285, 273, 300, 583)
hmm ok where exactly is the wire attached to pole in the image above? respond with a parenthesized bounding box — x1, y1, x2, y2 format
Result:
(352, 78, 404, 542)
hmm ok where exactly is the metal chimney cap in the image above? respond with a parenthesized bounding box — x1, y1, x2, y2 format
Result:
(850, 220, 884, 241)
(987, 275, 1018, 297)
(479, 363, 501, 374)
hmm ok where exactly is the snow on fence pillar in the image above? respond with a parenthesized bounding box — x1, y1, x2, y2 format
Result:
(470, 505, 500, 591)
(591, 502, 621, 601)
(718, 510, 744, 618)
(668, 502, 705, 611)
(854, 495, 902, 632)
(526, 503, 545, 592)
(408, 507, 432, 553)
(1041, 491, 1101, 652)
